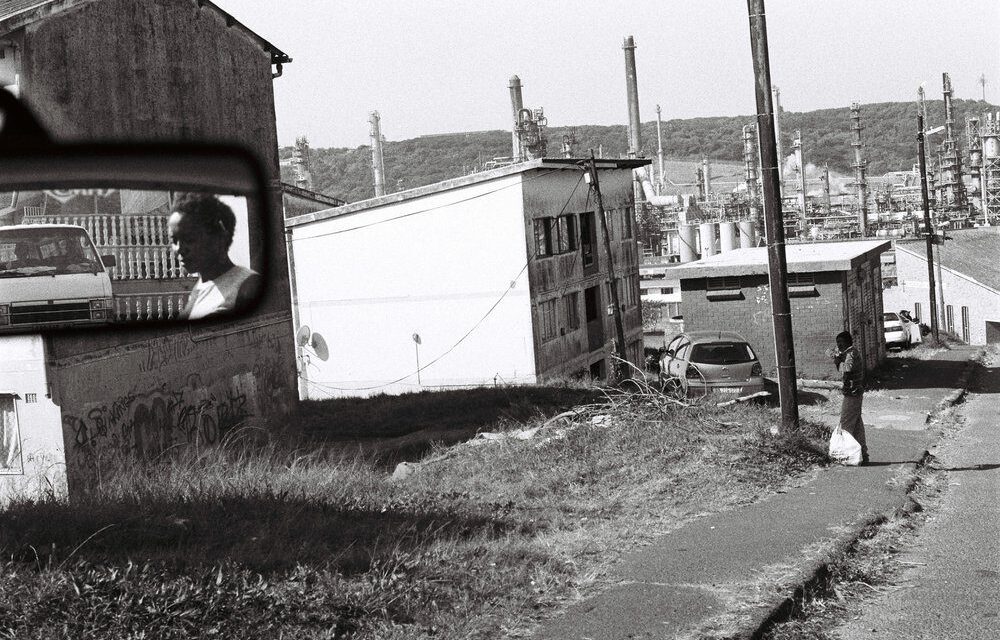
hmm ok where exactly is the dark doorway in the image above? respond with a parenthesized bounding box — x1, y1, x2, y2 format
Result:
(584, 285, 604, 352)
(589, 359, 605, 380)
(580, 211, 598, 274)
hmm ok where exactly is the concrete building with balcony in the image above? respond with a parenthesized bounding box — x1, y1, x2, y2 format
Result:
(672, 240, 891, 380)
(883, 228, 1000, 344)
(0, 0, 297, 500)
(285, 158, 646, 398)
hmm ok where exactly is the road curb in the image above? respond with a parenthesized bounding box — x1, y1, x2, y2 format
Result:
(737, 450, 934, 639)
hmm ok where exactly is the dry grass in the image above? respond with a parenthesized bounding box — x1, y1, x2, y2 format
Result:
(0, 383, 831, 639)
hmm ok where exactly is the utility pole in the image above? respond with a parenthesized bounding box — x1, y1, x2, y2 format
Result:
(747, 0, 799, 433)
(585, 152, 629, 381)
(917, 112, 940, 342)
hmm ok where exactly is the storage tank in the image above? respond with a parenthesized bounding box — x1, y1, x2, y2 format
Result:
(738, 220, 756, 248)
(719, 221, 738, 252)
(678, 223, 699, 262)
(699, 222, 717, 256)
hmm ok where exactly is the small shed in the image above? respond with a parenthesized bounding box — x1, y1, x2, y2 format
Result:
(672, 240, 890, 380)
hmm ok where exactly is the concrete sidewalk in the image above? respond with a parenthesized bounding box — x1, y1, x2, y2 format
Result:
(534, 346, 978, 640)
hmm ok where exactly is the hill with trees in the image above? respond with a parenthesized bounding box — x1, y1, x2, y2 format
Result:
(282, 98, 996, 203)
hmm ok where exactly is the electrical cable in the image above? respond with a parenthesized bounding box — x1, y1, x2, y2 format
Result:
(305, 172, 587, 393)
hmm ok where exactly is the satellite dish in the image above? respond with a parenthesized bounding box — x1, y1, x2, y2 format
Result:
(295, 325, 312, 347)
(310, 333, 330, 362)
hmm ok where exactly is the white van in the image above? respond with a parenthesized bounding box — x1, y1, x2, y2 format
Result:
(0, 224, 115, 331)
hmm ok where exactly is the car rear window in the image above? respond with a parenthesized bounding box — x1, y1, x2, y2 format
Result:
(689, 342, 755, 365)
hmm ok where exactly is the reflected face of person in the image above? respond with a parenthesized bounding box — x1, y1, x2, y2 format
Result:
(168, 211, 227, 276)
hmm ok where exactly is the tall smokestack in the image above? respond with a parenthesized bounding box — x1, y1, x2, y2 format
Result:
(742, 123, 761, 230)
(702, 157, 712, 199)
(822, 163, 832, 215)
(772, 86, 784, 198)
(369, 110, 386, 198)
(292, 136, 313, 190)
(623, 35, 641, 158)
(939, 72, 967, 209)
(850, 102, 869, 235)
(656, 104, 665, 192)
(943, 72, 955, 141)
(793, 130, 807, 232)
(509, 75, 524, 161)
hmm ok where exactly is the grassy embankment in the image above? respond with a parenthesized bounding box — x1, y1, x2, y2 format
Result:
(0, 383, 830, 639)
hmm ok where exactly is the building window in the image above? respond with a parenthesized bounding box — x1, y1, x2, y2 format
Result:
(24, 393, 36, 404)
(580, 212, 596, 268)
(946, 305, 954, 334)
(0, 395, 23, 475)
(565, 292, 580, 330)
(707, 276, 741, 291)
(962, 306, 970, 343)
(787, 272, 817, 297)
(539, 299, 558, 342)
(557, 215, 578, 253)
(536, 215, 579, 258)
(705, 275, 743, 301)
(660, 287, 674, 295)
(534, 218, 553, 257)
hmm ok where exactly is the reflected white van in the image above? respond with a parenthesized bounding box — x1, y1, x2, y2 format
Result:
(0, 224, 115, 330)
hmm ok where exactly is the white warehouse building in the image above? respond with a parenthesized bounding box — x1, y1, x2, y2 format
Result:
(285, 158, 647, 398)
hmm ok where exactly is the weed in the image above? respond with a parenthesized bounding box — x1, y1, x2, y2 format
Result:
(0, 383, 830, 639)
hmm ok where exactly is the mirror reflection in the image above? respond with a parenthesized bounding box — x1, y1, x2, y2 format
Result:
(0, 189, 253, 331)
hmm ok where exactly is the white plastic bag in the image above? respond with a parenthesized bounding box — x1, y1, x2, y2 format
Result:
(829, 427, 862, 466)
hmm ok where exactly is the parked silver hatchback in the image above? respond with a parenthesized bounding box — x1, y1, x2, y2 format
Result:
(659, 330, 765, 398)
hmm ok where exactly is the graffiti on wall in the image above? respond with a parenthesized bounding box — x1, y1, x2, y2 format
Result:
(63, 371, 259, 461)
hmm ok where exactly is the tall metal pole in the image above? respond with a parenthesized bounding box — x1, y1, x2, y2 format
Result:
(586, 152, 629, 381)
(917, 112, 940, 342)
(369, 111, 386, 197)
(623, 36, 641, 159)
(748, 0, 799, 433)
(655, 104, 665, 192)
(772, 86, 785, 200)
(509, 76, 524, 161)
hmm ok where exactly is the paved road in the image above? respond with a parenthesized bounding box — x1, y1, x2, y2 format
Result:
(834, 351, 1000, 639)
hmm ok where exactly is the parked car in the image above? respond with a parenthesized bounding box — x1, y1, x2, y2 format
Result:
(659, 330, 765, 398)
(883, 311, 910, 349)
(0, 224, 115, 331)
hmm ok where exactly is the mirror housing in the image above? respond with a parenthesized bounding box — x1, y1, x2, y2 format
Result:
(0, 143, 271, 335)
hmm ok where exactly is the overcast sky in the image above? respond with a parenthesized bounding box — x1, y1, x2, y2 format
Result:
(221, 1, 1000, 149)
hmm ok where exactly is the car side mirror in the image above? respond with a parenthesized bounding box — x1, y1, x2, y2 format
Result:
(0, 142, 270, 334)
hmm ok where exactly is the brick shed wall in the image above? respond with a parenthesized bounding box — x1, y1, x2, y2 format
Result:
(681, 270, 874, 380)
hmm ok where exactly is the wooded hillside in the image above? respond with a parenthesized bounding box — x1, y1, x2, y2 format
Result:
(282, 98, 995, 203)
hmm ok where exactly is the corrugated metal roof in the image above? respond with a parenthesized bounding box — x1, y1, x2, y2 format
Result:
(897, 228, 1000, 291)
